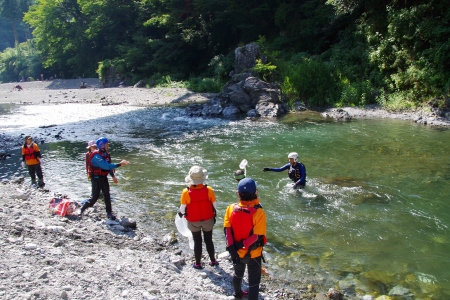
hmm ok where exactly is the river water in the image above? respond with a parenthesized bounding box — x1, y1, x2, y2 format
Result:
(1, 103, 449, 298)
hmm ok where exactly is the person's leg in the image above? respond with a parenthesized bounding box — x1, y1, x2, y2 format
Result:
(27, 164, 36, 184)
(100, 176, 112, 214)
(232, 261, 246, 297)
(35, 164, 44, 186)
(81, 177, 100, 213)
(192, 230, 203, 265)
(247, 256, 262, 300)
(203, 230, 216, 262)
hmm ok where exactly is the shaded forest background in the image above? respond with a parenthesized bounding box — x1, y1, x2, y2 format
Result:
(0, 0, 449, 110)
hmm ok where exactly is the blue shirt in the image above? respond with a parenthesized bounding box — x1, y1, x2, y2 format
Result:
(91, 153, 120, 177)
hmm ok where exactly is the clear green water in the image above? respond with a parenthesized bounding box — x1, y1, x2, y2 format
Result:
(1, 105, 449, 297)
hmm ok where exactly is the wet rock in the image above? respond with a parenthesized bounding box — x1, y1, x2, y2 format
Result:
(388, 285, 413, 298)
(120, 217, 137, 228)
(322, 108, 352, 121)
(326, 288, 343, 300)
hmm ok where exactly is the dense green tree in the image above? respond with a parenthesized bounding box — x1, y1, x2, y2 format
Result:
(0, 41, 42, 82)
(24, 0, 139, 77)
(1, 0, 446, 106)
(0, 0, 32, 51)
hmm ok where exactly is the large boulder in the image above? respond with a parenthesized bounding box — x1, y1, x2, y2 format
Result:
(233, 43, 267, 75)
(185, 43, 288, 119)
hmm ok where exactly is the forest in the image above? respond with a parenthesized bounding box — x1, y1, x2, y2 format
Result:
(0, 0, 449, 110)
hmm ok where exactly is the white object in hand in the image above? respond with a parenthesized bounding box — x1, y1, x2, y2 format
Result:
(175, 214, 194, 249)
(239, 159, 248, 176)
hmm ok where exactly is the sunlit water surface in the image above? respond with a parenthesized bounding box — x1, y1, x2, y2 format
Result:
(1, 103, 449, 298)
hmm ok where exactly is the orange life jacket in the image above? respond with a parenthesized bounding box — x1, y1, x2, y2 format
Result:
(230, 203, 267, 247)
(23, 143, 38, 161)
(185, 186, 215, 222)
(87, 150, 111, 177)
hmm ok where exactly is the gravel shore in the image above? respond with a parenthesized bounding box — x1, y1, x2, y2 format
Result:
(0, 180, 327, 300)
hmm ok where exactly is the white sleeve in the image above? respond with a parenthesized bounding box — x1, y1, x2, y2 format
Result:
(179, 204, 186, 214)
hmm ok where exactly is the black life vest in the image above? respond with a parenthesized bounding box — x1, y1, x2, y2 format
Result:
(288, 162, 305, 181)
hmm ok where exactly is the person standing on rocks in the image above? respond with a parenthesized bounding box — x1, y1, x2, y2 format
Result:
(21, 136, 45, 187)
(178, 166, 218, 269)
(79, 137, 130, 220)
(263, 152, 307, 189)
(224, 177, 267, 300)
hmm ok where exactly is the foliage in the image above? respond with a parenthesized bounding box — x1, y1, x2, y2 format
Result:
(337, 79, 374, 107)
(186, 77, 223, 93)
(376, 90, 419, 111)
(253, 59, 277, 82)
(0, 41, 42, 82)
(97, 58, 129, 81)
(0, 0, 446, 106)
(279, 55, 341, 107)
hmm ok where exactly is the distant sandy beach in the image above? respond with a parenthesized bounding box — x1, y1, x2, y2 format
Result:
(0, 78, 215, 106)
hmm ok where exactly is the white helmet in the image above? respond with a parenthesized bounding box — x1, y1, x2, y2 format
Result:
(288, 152, 299, 162)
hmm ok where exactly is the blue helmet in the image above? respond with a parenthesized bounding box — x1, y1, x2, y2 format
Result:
(96, 137, 109, 149)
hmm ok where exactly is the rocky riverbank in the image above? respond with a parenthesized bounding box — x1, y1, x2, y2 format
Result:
(0, 180, 332, 300)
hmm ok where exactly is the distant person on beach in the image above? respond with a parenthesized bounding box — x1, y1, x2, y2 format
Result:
(224, 177, 267, 300)
(79, 137, 130, 220)
(263, 152, 307, 189)
(178, 166, 218, 269)
(21, 136, 45, 187)
(12, 84, 23, 91)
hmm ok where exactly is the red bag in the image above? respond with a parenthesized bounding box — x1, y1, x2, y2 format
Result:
(49, 197, 80, 217)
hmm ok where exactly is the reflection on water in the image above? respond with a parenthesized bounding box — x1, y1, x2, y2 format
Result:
(1, 105, 450, 297)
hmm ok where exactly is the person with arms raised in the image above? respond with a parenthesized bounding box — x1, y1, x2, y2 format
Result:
(263, 152, 306, 189)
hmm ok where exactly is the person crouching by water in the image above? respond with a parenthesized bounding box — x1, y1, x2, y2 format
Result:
(178, 166, 218, 269)
(79, 137, 130, 220)
(224, 178, 267, 300)
(263, 152, 306, 189)
(21, 136, 45, 187)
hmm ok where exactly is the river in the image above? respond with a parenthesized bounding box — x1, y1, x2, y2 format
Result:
(1, 103, 449, 298)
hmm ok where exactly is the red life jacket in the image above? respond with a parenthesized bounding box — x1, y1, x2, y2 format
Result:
(231, 203, 267, 247)
(185, 186, 215, 222)
(87, 150, 111, 177)
(23, 143, 37, 161)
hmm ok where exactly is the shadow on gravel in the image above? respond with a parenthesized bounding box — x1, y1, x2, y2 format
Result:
(44, 78, 101, 90)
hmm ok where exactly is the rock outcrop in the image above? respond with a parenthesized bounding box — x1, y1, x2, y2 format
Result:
(185, 43, 288, 119)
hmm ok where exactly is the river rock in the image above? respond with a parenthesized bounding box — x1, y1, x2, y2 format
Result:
(388, 285, 413, 298)
(120, 217, 137, 228)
